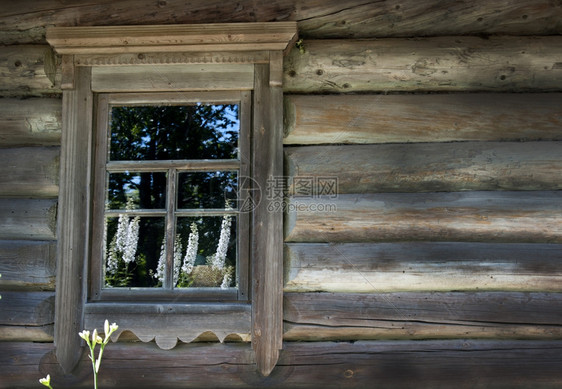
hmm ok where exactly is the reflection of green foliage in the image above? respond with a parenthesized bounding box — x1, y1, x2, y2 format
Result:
(105, 105, 239, 288)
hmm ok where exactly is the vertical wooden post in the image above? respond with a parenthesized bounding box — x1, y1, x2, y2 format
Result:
(54, 64, 93, 373)
(252, 53, 284, 376)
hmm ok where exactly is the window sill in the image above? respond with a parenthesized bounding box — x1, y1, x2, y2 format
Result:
(84, 301, 251, 349)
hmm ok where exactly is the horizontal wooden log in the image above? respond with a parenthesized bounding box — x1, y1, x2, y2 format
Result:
(1, 1, 562, 44)
(0, 198, 57, 240)
(0, 147, 59, 197)
(284, 191, 562, 243)
(284, 242, 562, 293)
(0, 291, 54, 342)
(3, 340, 561, 388)
(0, 240, 55, 289)
(284, 36, 562, 93)
(285, 142, 562, 193)
(0, 45, 60, 97)
(0, 291, 54, 325)
(298, 0, 562, 39)
(283, 94, 562, 144)
(284, 292, 562, 341)
(0, 98, 61, 147)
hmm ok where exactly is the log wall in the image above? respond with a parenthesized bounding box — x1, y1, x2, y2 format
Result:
(1, 1, 561, 387)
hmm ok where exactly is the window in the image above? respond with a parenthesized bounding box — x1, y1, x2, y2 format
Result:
(47, 23, 297, 376)
(91, 92, 250, 301)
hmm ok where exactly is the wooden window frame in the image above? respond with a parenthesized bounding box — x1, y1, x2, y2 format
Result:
(90, 91, 251, 303)
(47, 23, 297, 376)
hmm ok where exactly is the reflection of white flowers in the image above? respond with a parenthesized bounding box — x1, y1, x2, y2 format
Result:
(106, 198, 140, 276)
(210, 214, 231, 270)
(173, 236, 183, 285)
(181, 223, 198, 276)
(122, 216, 140, 264)
(155, 235, 184, 285)
(154, 239, 166, 282)
(220, 271, 231, 289)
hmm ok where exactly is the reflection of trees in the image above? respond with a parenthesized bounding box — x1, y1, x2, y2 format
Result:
(105, 105, 239, 287)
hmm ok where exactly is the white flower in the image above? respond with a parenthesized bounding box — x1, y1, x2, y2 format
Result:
(181, 223, 198, 276)
(154, 238, 166, 282)
(220, 272, 231, 289)
(78, 330, 90, 342)
(92, 328, 103, 345)
(173, 235, 183, 285)
(39, 374, 51, 387)
(211, 214, 231, 270)
(114, 213, 129, 253)
(122, 216, 140, 264)
(105, 238, 120, 275)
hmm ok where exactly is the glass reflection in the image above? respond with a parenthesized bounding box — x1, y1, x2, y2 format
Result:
(107, 172, 166, 210)
(104, 216, 164, 288)
(174, 216, 237, 289)
(178, 171, 237, 209)
(109, 105, 239, 161)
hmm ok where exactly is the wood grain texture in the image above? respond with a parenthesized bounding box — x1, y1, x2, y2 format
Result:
(251, 64, 284, 376)
(284, 36, 562, 93)
(91, 64, 254, 92)
(284, 242, 562, 293)
(54, 66, 92, 373)
(285, 142, 562, 193)
(284, 191, 562, 243)
(0, 240, 56, 290)
(0, 291, 54, 341)
(0, 147, 59, 197)
(0, 98, 61, 147)
(46, 23, 297, 54)
(283, 94, 562, 144)
(2, 0, 562, 44)
(2, 340, 561, 388)
(284, 292, 562, 340)
(0, 198, 57, 240)
(0, 45, 60, 97)
(84, 303, 251, 349)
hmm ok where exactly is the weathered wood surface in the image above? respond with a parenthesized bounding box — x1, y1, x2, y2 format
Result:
(0, 240, 55, 290)
(0, 98, 61, 147)
(284, 242, 562, 293)
(0, 45, 59, 97)
(2, 0, 562, 44)
(283, 292, 562, 340)
(0, 147, 59, 197)
(285, 191, 562, 243)
(0, 198, 57, 240)
(54, 66, 92, 373)
(84, 303, 251, 349)
(0, 291, 54, 341)
(7, 36, 562, 96)
(2, 340, 561, 388)
(284, 36, 562, 93)
(284, 94, 562, 144)
(251, 64, 284, 376)
(46, 23, 297, 54)
(285, 142, 562, 193)
(91, 64, 254, 92)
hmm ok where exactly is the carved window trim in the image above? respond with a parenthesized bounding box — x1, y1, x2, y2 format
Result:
(47, 22, 296, 376)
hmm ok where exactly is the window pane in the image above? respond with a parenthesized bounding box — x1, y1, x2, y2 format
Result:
(104, 216, 165, 288)
(107, 172, 166, 210)
(175, 216, 237, 289)
(177, 171, 237, 209)
(109, 105, 239, 161)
